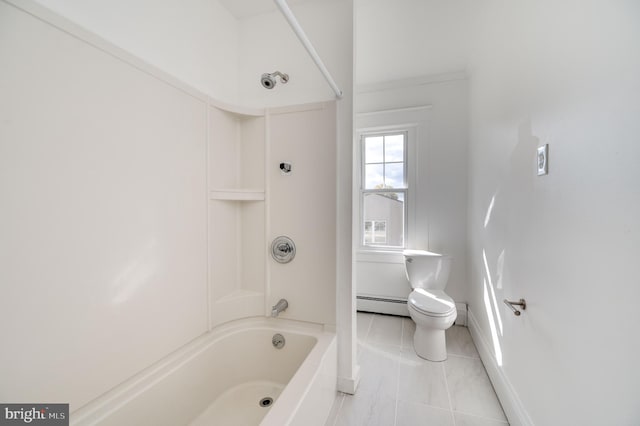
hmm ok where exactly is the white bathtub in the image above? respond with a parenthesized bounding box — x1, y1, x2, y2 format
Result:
(71, 317, 337, 426)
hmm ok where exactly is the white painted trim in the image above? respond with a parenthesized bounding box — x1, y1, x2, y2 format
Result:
(337, 364, 360, 395)
(354, 124, 418, 254)
(468, 309, 534, 426)
(354, 107, 430, 265)
(356, 105, 433, 118)
(356, 71, 467, 94)
(206, 96, 212, 332)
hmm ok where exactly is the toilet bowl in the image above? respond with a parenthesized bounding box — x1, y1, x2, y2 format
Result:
(404, 250, 456, 361)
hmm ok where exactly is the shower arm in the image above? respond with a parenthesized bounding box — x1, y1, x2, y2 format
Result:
(273, 0, 344, 99)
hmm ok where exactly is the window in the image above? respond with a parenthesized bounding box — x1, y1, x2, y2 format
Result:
(361, 132, 407, 248)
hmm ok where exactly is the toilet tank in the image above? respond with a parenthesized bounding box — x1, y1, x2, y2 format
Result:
(403, 250, 452, 290)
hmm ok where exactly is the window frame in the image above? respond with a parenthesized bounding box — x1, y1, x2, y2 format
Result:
(359, 130, 409, 250)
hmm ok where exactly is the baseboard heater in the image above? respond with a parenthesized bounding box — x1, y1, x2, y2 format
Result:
(357, 296, 468, 326)
(356, 295, 407, 304)
(356, 295, 409, 316)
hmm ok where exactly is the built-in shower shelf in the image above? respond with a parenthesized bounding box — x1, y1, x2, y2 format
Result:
(215, 289, 263, 303)
(209, 189, 265, 201)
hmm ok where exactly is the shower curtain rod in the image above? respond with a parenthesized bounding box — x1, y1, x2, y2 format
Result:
(273, 0, 344, 99)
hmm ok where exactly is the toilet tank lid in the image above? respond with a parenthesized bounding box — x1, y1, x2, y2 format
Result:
(409, 289, 456, 316)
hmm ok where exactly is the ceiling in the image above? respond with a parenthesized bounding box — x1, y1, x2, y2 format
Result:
(219, 0, 318, 20)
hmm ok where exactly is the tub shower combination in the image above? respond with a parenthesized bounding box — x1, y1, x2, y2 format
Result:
(70, 1, 343, 423)
(72, 233, 337, 426)
(2, 0, 343, 424)
(71, 234, 336, 425)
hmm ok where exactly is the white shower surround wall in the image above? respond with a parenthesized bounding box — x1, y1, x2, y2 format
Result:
(71, 318, 337, 426)
(28, 0, 357, 398)
(0, 0, 339, 422)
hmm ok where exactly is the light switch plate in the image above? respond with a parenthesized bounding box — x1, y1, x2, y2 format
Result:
(537, 144, 549, 176)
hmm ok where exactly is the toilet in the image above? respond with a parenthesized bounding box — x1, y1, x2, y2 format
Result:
(403, 249, 457, 361)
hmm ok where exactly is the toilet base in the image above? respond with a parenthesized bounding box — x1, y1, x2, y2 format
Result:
(413, 325, 447, 362)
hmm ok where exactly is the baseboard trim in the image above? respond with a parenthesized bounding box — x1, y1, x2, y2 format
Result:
(467, 309, 534, 426)
(337, 364, 360, 395)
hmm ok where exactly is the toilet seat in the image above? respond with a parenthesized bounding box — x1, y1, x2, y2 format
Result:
(408, 289, 456, 317)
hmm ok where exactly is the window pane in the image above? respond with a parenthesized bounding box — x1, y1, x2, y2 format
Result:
(385, 163, 405, 188)
(364, 221, 373, 243)
(365, 164, 384, 189)
(373, 221, 387, 243)
(385, 134, 404, 162)
(363, 192, 404, 247)
(364, 136, 383, 164)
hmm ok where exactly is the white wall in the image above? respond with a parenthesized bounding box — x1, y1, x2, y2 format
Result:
(0, 1, 208, 409)
(356, 0, 480, 85)
(355, 76, 469, 307)
(354, 0, 475, 314)
(33, 0, 240, 103)
(467, 1, 640, 425)
(356, 1, 640, 424)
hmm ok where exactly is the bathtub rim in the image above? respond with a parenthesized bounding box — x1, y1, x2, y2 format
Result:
(260, 326, 337, 426)
(71, 316, 336, 425)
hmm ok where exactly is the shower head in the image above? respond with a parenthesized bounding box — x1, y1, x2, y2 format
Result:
(261, 71, 289, 89)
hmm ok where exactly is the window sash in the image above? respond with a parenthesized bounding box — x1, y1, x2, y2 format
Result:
(360, 131, 409, 250)
(364, 220, 387, 244)
(362, 132, 407, 190)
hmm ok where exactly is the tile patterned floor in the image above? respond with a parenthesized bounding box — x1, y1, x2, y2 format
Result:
(325, 312, 508, 426)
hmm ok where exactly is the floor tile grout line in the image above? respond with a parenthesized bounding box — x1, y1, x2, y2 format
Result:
(393, 317, 403, 426)
(364, 312, 375, 342)
(329, 393, 345, 426)
(445, 339, 508, 424)
(395, 397, 457, 414)
(366, 313, 404, 347)
(441, 359, 456, 426)
(453, 408, 509, 424)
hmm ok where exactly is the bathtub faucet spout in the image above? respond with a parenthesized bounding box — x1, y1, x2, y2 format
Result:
(271, 299, 289, 317)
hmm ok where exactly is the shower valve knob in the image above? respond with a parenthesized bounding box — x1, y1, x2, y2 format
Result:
(271, 236, 296, 263)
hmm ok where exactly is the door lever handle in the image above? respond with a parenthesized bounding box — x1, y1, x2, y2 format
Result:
(503, 299, 526, 316)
